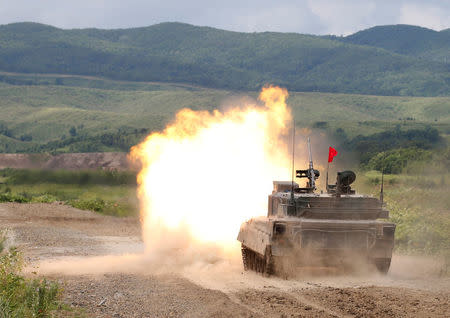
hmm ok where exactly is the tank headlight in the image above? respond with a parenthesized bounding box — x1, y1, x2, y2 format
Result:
(383, 226, 395, 238)
(274, 222, 286, 235)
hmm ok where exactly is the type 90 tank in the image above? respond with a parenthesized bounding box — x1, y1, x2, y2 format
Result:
(237, 140, 395, 276)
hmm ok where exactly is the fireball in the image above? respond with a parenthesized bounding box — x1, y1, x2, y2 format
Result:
(130, 86, 293, 253)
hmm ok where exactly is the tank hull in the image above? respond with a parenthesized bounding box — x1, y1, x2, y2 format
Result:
(238, 216, 395, 275)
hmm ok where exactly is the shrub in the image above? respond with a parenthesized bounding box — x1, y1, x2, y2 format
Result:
(31, 194, 58, 203)
(0, 231, 62, 317)
(312, 121, 328, 128)
(69, 198, 105, 212)
(67, 198, 136, 216)
(344, 127, 444, 166)
(0, 193, 31, 203)
(366, 148, 433, 174)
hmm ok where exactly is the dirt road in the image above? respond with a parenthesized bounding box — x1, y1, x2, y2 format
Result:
(1, 203, 448, 317)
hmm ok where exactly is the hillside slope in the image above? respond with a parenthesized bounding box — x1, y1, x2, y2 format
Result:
(0, 82, 448, 153)
(0, 22, 448, 96)
(342, 25, 450, 63)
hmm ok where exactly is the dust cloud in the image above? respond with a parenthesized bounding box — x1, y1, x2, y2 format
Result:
(124, 85, 300, 269)
(129, 86, 294, 252)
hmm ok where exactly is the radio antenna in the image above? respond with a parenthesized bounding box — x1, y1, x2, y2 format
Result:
(307, 137, 315, 190)
(290, 118, 295, 203)
(380, 148, 386, 206)
(380, 123, 387, 206)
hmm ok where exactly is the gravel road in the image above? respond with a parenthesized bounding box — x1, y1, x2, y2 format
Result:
(1, 203, 448, 317)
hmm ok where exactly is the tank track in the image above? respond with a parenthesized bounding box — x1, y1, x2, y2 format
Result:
(241, 245, 274, 276)
(372, 258, 391, 274)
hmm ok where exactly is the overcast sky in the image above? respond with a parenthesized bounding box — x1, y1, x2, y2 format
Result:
(0, 0, 448, 35)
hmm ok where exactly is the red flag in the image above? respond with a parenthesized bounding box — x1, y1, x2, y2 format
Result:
(328, 146, 338, 163)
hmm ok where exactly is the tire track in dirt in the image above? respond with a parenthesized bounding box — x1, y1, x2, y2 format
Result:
(285, 291, 351, 318)
(232, 288, 343, 318)
(182, 266, 349, 317)
(226, 293, 266, 317)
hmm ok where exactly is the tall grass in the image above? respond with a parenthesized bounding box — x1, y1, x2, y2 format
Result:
(0, 231, 63, 317)
(1, 169, 136, 185)
(0, 169, 139, 217)
(357, 171, 450, 274)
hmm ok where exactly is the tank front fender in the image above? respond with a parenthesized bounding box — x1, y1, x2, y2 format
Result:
(237, 220, 272, 256)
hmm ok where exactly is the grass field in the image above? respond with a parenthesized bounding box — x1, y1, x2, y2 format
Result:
(1, 183, 138, 217)
(0, 169, 138, 217)
(0, 76, 449, 152)
(356, 170, 449, 253)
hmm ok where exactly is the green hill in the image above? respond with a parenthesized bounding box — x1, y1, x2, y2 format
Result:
(0, 22, 448, 96)
(342, 24, 450, 64)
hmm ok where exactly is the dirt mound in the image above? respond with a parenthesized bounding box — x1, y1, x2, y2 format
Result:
(0, 152, 129, 170)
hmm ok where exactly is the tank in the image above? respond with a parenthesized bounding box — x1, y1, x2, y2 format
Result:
(237, 140, 396, 276)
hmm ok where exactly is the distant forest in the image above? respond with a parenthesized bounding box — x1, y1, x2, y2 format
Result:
(0, 22, 448, 96)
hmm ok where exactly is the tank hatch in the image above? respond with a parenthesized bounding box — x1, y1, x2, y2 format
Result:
(273, 181, 299, 193)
